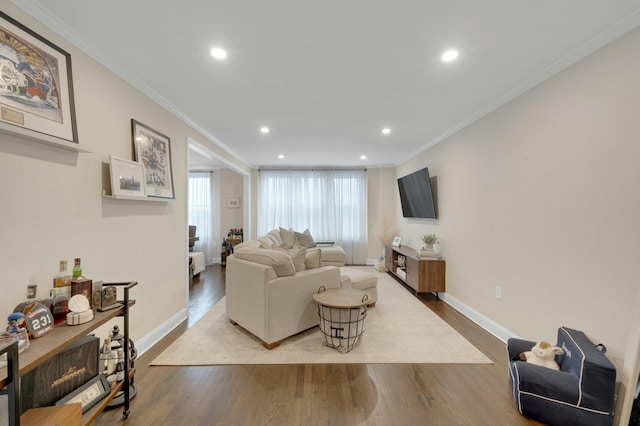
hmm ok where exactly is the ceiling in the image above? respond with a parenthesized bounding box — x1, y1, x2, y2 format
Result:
(13, 1, 640, 168)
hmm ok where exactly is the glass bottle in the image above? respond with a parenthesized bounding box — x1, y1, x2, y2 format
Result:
(100, 337, 112, 375)
(72, 258, 83, 280)
(115, 349, 125, 382)
(53, 260, 71, 287)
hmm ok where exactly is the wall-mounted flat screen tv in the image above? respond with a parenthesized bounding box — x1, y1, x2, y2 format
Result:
(397, 167, 437, 219)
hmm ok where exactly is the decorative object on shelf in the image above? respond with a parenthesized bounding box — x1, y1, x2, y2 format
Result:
(420, 233, 440, 259)
(66, 294, 94, 325)
(131, 119, 175, 199)
(94, 285, 122, 312)
(24, 303, 54, 338)
(55, 374, 110, 414)
(109, 156, 147, 199)
(392, 236, 402, 247)
(0, 12, 79, 146)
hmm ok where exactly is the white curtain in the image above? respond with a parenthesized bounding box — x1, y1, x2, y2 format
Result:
(258, 169, 367, 264)
(189, 172, 214, 264)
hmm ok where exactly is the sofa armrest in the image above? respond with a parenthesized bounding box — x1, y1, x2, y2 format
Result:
(507, 337, 536, 361)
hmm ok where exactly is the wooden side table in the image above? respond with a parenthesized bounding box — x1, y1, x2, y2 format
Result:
(312, 287, 369, 353)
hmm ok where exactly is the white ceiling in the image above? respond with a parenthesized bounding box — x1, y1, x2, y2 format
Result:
(13, 1, 640, 168)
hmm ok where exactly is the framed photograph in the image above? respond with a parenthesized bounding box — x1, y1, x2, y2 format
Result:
(109, 156, 146, 198)
(131, 119, 174, 199)
(0, 12, 78, 145)
(56, 374, 110, 413)
(227, 197, 241, 208)
(392, 236, 402, 247)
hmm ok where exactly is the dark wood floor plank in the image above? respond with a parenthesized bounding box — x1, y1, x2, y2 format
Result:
(93, 265, 542, 425)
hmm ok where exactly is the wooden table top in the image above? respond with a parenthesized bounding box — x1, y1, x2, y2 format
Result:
(312, 287, 369, 308)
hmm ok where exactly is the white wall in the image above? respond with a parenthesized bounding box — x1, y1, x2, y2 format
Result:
(394, 25, 640, 421)
(219, 168, 244, 242)
(0, 3, 250, 350)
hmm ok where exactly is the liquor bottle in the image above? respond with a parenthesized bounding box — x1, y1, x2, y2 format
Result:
(53, 260, 71, 287)
(221, 239, 227, 266)
(72, 258, 83, 280)
(115, 349, 125, 382)
(100, 338, 116, 376)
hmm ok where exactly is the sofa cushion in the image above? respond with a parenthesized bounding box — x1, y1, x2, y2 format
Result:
(257, 236, 274, 249)
(234, 240, 260, 250)
(279, 227, 296, 248)
(267, 229, 282, 246)
(294, 229, 316, 248)
(305, 248, 321, 269)
(233, 247, 296, 277)
(273, 245, 306, 272)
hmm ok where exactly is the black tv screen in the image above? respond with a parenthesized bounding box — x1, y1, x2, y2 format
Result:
(397, 167, 437, 219)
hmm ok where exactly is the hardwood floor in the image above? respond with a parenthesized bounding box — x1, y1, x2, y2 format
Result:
(94, 265, 543, 426)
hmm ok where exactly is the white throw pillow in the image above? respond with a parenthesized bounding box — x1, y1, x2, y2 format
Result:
(273, 245, 306, 272)
(267, 229, 282, 246)
(279, 227, 296, 249)
(305, 248, 321, 269)
(233, 247, 296, 277)
(257, 236, 274, 249)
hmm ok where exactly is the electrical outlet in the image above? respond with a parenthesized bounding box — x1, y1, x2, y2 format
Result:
(495, 286, 503, 300)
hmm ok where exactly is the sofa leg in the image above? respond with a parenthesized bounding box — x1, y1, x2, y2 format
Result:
(263, 340, 281, 350)
(367, 302, 376, 308)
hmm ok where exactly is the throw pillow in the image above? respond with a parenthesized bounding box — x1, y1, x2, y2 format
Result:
(279, 227, 296, 249)
(234, 240, 260, 250)
(294, 228, 316, 248)
(267, 229, 282, 246)
(256, 236, 273, 249)
(305, 248, 321, 270)
(273, 245, 306, 272)
(233, 247, 296, 277)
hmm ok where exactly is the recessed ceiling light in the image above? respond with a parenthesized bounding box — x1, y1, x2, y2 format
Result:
(360, 155, 367, 160)
(441, 49, 458, 62)
(381, 128, 391, 135)
(260, 127, 270, 134)
(210, 47, 227, 60)
(278, 154, 284, 159)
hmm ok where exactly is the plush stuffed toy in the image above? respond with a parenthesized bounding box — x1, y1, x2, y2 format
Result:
(519, 341, 564, 370)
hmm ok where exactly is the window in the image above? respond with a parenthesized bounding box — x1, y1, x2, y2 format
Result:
(258, 169, 367, 264)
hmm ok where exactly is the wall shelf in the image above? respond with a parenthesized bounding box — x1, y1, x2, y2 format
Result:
(0, 127, 91, 153)
(101, 190, 169, 202)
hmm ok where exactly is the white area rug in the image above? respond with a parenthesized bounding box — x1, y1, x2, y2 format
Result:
(151, 268, 492, 365)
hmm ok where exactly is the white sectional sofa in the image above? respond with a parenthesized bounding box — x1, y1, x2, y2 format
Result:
(226, 249, 342, 349)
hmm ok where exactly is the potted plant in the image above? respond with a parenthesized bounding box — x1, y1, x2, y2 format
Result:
(421, 234, 440, 250)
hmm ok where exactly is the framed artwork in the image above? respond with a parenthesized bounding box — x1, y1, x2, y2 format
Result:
(392, 236, 402, 247)
(0, 12, 78, 145)
(109, 156, 146, 198)
(131, 119, 175, 199)
(227, 197, 241, 208)
(56, 374, 110, 413)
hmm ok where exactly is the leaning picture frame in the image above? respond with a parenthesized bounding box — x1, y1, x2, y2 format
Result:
(131, 119, 175, 199)
(392, 236, 402, 247)
(55, 374, 110, 413)
(109, 156, 146, 198)
(0, 12, 79, 146)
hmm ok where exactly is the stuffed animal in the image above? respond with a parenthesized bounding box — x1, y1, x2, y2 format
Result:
(519, 341, 564, 370)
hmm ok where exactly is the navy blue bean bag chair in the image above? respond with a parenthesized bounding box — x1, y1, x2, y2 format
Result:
(507, 327, 616, 426)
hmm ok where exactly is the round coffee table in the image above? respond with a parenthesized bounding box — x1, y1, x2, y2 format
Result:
(313, 287, 369, 353)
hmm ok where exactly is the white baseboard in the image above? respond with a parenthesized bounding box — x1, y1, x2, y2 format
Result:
(135, 307, 188, 358)
(439, 293, 521, 343)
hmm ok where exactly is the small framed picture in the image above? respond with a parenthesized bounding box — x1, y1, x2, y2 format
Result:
(227, 197, 241, 208)
(392, 236, 402, 247)
(56, 374, 110, 413)
(109, 156, 146, 198)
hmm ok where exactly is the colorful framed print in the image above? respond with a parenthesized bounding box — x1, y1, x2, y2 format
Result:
(0, 12, 78, 146)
